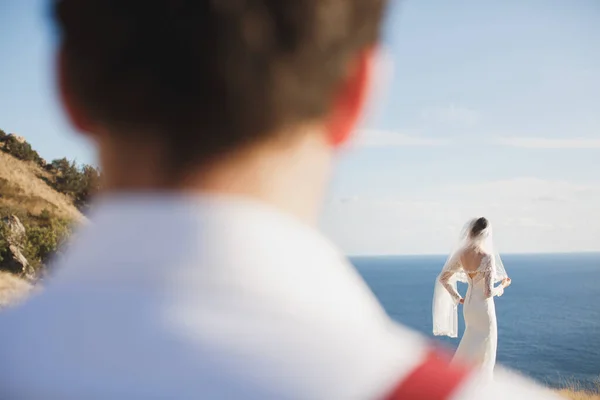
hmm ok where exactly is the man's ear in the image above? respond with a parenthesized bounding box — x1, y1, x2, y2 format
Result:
(325, 48, 376, 148)
(57, 47, 95, 135)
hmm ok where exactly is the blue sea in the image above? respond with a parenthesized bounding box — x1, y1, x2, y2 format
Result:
(350, 253, 600, 389)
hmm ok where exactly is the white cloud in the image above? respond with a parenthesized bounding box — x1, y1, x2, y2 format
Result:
(495, 137, 600, 149)
(420, 104, 481, 126)
(320, 178, 600, 255)
(350, 129, 446, 148)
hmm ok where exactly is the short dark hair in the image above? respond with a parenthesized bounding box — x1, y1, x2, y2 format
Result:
(470, 217, 489, 238)
(53, 0, 387, 170)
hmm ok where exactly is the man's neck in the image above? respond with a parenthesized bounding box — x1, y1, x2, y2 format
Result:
(98, 127, 332, 225)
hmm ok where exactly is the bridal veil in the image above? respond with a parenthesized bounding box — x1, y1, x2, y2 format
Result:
(432, 218, 508, 338)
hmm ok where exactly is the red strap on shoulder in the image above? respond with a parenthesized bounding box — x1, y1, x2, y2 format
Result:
(384, 349, 471, 400)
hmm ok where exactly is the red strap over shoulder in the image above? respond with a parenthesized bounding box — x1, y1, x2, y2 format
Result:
(384, 349, 471, 400)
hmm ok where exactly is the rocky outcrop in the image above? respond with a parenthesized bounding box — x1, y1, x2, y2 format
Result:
(0, 215, 36, 280)
(8, 134, 26, 144)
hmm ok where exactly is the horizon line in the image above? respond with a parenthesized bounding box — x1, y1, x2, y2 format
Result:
(347, 250, 600, 258)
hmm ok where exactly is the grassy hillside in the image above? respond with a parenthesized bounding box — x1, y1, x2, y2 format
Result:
(0, 151, 83, 220)
(0, 129, 99, 283)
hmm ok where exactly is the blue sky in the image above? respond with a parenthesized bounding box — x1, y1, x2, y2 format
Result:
(1, 1, 599, 254)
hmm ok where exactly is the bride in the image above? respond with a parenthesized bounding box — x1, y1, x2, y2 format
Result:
(432, 217, 512, 379)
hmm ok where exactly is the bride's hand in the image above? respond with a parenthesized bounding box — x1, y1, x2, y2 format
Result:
(502, 278, 512, 288)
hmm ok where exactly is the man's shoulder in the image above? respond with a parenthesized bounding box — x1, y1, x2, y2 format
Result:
(0, 290, 425, 398)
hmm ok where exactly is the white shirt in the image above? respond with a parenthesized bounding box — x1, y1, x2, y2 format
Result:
(0, 195, 560, 399)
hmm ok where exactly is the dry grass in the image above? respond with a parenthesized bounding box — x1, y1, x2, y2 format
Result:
(0, 271, 33, 308)
(0, 151, 83, 220)
(559, 390, 600, 400)
(558, 381, 600, 400)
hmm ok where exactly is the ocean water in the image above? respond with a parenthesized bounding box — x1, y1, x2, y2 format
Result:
(350, 253, 600, 389)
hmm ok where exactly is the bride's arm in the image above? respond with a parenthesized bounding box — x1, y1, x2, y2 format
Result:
(438, 258, 463, 304)
(483, 255, 505, 298)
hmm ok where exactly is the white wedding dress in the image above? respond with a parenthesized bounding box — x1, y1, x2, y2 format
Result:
(432, 219, 508, 380)
(438, 253, 504, 378)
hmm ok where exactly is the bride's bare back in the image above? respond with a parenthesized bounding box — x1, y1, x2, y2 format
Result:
(460, 247, 486, 279)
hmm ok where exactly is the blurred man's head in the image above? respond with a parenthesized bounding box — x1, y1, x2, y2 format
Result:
(53, 0, 387, 202)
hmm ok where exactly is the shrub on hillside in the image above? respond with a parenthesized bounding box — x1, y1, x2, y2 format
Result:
(51, 158, 84, 197)
(24, 217, 71, 268)
(1, 135, 44, 165)
(50, 158, 101, 210)
(76, 164, 101, 209)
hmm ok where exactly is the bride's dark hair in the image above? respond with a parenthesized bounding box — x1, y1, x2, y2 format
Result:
(470, 217, 488, 238)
